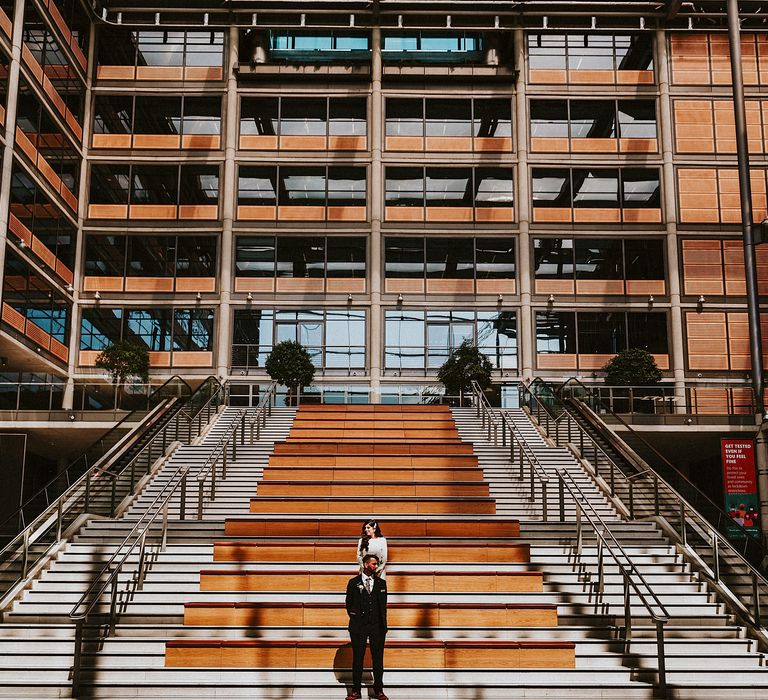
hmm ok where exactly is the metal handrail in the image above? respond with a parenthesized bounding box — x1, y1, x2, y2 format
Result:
(557, 468, 670, 696)
(0, 375, 191, 537)
(524, 378, 768, 640)
(469, 380, 500, 442)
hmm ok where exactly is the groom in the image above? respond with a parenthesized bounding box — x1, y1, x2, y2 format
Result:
(344, 553, 388, 700)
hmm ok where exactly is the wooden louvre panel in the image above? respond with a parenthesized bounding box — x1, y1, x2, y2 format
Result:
(237, 205, 276, 221)
(25, 321, 51, 349)
(83, 277, 124, 292)
(182, 135, 220, 150)
(47, 2, 73, 47)
(129, 204, 177, 220)
(49, 338, 68, 362)
(327, 206, 366, 221)
(625, 280, 665, 295)
(740, 34, 760, 85)
(276, 278, 325, 294)
(678, 168, 718, 224)
(55, 260, 74, 285)
(172, 351, 214, 367)
(148, 351, 172, 367)
(133, 134, 181, 149)
(92, 133, 132, 149)
(185, 66, 223, 81)
(570, 138, 617, 153)
(573, 208, 621, 223)
(328, 135, 366, 150)
(136, 66, 184, 81)
(575, 279, 624, 295)
(277, 206, 325, 221)
(568, 69, 613, 85)
(622, 208, 662, 223)
(726, 312, 751, 370)
(21, 44, 44, 82)
(8, 214, 33, 246)
(652, 354, 670, 370)
(475, 207, 514, 222)
(537, 354, 577, 370)
(692, 387, 732, 415)
(234, 278, 275, 293)
(384, 279, 425, 294)
(42, 75, 67, 118)
(1, 303, 26, 333)
(325, 278, 366, 293)
(14, 127, 38, 163)
(31, 237, 56, 269)
(96, 65, 136, 80)
(686, 311, 728, 370)
(0, 8, 11, 38)
(239, 135, 278, 150)
(532, 207, 571, 223)
(88, 204, 128, 219)
(475, 279, 516, 295)
(616, 70, 654, 84)
(750, 169, 768, 222)
(178, 205, 218, 220)
(386, 206, 424, 222)
(529, 69, 566, 84)
(757, 245, 768, 295)
(60, 187, 79, 212)
(709, 35, 733, 85)
(385, 136, 424, 152)
(78, 350, 100, 366)
(619, 138, 657, 153)
(426, 279, 475, 294)
(425, 137, 472, 152)
(672, 100, 715, 153)
(723, 240, 747, 296)
(279, 135, 327, 150)
(530, 137, 569, 153)
(425, 207, 473, 223)
(124, 277, 174, 293)
(577, 354, 615, 370)
(0, 104, 5, 126)
(475, 137, 512, 152)
(176, 277, 216, 293)
(534, 279, 575, 295)
(682, 239, 724, 296)
(670, 34, 710, 85)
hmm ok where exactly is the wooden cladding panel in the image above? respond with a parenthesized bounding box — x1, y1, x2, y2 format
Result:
(176, 277, 216, 293)
(234, 278, 275, 293)
(536, 354, 577, 370)
(83, 276, 124, 292)
(686, 312, 728, 370)
(682, 240, 725, 296)
(325, 278, 366, 294)
(530, 68, 653, 85)
(2, 303, 26, 333)
(385, 279, 425, 294)
(92, 133, 132, 149)
(172, 351, 214, 368)
(0, 8, 11, 38)
(671, 33, 768, 86)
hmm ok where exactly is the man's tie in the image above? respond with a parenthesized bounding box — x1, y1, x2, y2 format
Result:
(365, 577, 372, 594)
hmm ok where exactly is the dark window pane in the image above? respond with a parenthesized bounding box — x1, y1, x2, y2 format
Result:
(80, 307, 122, 350)
(276, 237, 324, 278)
(426, 167, 472, 206)
(425, 99, 471, 137)
(477, 311, 517, 369)
(177, 237, 217, 277)
(570, 100, 616, 139)
(476, 238, 515, 279)
(528, 33, 566, 70)
(530, 99, 568, 138)
(327, 166, 366, 206)
(327, 237, 366, 278)
(568, 34, 614, 71)
(627, 312, 668, 353)
(97, 27, 137, 66)
(572, 168, 619, 208)
(127, 236, 174, 276)
(385, 237, 424, 279)
(183, 96, 221, 135)
(185, 31, 224, 68)
(280, 97, 327, 136)
(93, 95, 133, 134)
(235, 236, 275, 277)
(174, 308, 214, 351)
(578, 312, 627, 354)
(426, 238, 474, 279)
(90, 164, 130, 204)
(616, 34, 653, 71)
(279, 167, 326, 206)
(179, 165, 219, 204)
(474, 99, 512, 138)
(241, 97, 278, 136)
(85, 236, 126, 276)
(575, 239, 623, 279)
(625, 239, 665, 279)
(136, 30, 184, 67)
(385, 99, 423, 137)
(131, 165, 178, 204)
(124, 308, 172, 351)
(238, 166, 277, 205)
(475, 168, 514, 207)
(133, 95, 180, 135)
(534, 238, 574, 279)
(233, 308, 273, 346)
(329, 98, 366, 136)
(618, 100, 656, 139)
(536, 311, 576, 353)
(622, 168, 660, 208)
(532, 168, 570, 207)
(385, 167, 424, 206)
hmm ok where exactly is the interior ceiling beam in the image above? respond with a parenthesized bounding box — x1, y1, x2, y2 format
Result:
(665, 0, 684, 20)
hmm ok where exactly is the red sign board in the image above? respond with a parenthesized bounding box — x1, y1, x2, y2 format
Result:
(721, 438, 760, 537)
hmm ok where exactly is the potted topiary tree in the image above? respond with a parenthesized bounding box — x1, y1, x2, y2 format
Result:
(437, 340, 493, 406)
(602, 348, 662, 413)
(95, 341, 150, 408)
(264, 340, 316, 405)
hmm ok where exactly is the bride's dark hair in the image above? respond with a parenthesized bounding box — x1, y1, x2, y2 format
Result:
(359, 519, 383, 555)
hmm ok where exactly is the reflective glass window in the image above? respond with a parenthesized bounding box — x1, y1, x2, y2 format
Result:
(238, 166, 277, 204)
(567, 34, 614, 70)
(534, 238, 574, 279)
(627, 312, 668, 353)
(133, 96, 180, 134)
(127, 236, 174, 276)
(570, 100, 616, 139)
(176, 237, 217, 277)
(385, 237, 424, 279)
(93, 95, 133, 135)
(327, 167, 366, 206)
(475, 168, 514, 206)
(279, 167, 326, 206)
(241, 97, 278, 136)
(475, 238, 516, 279)
(477, 311, 517, 369)
(276, 237, 325, 278)
(327, 237, 366, 278)
(625, 239, 664, 279)
(80, 307, 122, 350)
(426, 238, 474, 279)
(425, 99, 472, 137)
(386, 167, 424, 206)
(532, 168, 570, 208)
(530, 100, 568, 138)
(90, 164, 130, 203)
(329, 98, 367, 136)
(578, 312, 627, 354)
(474, 99, 512, 138)
(183, 96, 221, 135)
(426, 168, 472, 206)
(280, 97, 326, 136)
(131, 165, 178, 204)
(572, 169, 620, 208)
(179, 165, 219, 204)
(85, 236, 126, 276)
(235, 236, 275, 277)
(536, 312, 576, 353)
(618, 100, 656, 139)
(527, 34, 566, 70)
(124, 308, 172, 351)
(385, 99, 423, 137)
(622, 168, 660, 208)
(174, 309, 214, 351)
(575, 239, 623, 279)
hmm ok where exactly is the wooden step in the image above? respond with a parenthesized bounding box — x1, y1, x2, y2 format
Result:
(213, 540, 529, 563)
(182, 602, 560, 628)
(295, 405, 452, 413)
(262, 466, 484, 481)
(287, 429, 461, 440)
(165, 638, 576, 669)
(248, 496, 496, 514)
(199, 569, 544, 593)
(255, 481, 490, 497)
(267, 455, 479, 468)
(291, 420, 458, 429)
(273, 442, 475, 455)
(223, 517, 520, 538)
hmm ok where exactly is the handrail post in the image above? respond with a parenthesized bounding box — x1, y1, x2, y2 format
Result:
(653, 474, 660, 516)
(232, 430, 238, 461)
(656, 621, 668, 698)
(752, 572, 762, 627)
(622, 574, 632, 652)
(558, 475, 565, 522)
(84, 470, 91, 511)
(161, 504, 169, 552)
(240, 413, 245, 445)
(72, 618, 84, 697)
(712, 530, 720, 582)
(179, 474, 186, 521)
(22, 529, 30, 578)
(222, 445, 228, 480)
(542, 479, 548, 522)
(56, 498, 63, 541)
(629, 478, 635, 519)
(679, 502, 687, 547)
(137, 531, 148, 589)
(110, 477, 117, 517)
(197, 481, 204, 520)
(108, 572, 119, 634)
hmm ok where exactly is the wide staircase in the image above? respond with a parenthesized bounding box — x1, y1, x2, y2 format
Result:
(0, 402, 767, 698)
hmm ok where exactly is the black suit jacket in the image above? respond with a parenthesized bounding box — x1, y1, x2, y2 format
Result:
(345, 574, 388, 633)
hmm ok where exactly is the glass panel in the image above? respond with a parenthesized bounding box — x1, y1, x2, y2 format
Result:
(567, 34, 614, 71)
(616, 34, 653, 71)
(179, 165, 219, 204)
(476, 238, 516, 279)
(536, 311, 576, 353)
(89, 164, 130, 204)
(570, 100, 616, 139)
(425, 99, 471, 137)
(575, 239, 624, 279)
(474, 99, 512, 138)
(527, 33, 566, 70)
(176, 237, 217, 277)
(385, 310, 425, 368)
(625, 239, 665, 279)
(475, 168, 514, 207)
(124, 308, 172, 351)
(80, 307, 123, 350)
(238, 166, 277, 205)
(97, 27, 137, 67)
(426, 168, 472, 206)
(325, 311, 366, 368)
(185, 31, 224, 68)
(578, 312, 627, 354)
(622, 168, 660, 208)
(627, 312, 668, 353)
(183, 96, 221, 135)
(618, 100, 656, 139)
(127, 236, 174, 276)
(279, 167, 326, 206)
(133, 95, 180, 135)
(532, 169, 571, 207)
(235, 236, 275, 277)
(233, 309, 273, 354)
(477, 311, 517, 369)
(385, 237, 424, 279)
(426, 238, 474, 279)
(93, 95, 133, 135)
(385, 167, 424, 206)
(131, 165, 178, 204)
(136, 30, 184, 67)
(530, 100, 568, 138)
(174, 308, 214, 351)
(329, 98, 367, 136)
(280, 97, 327, 136)
(327, 237, 366, 278)
(572, 168, 619, 208)
(276, 237, 325, 278)
(385, 99, 423, 137)
(241, 97, 278, 136)
(85, 235, 126, 276)
(327, 166, 366, 206)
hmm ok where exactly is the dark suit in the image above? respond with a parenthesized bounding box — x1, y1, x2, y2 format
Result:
(345, 573, 388, 693)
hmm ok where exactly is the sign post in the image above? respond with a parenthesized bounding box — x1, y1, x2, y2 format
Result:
(721, 438, 761, 539)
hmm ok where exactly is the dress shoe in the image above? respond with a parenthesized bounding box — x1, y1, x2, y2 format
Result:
(345, 691, 361, 700)
(375, 693, 389, 700)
